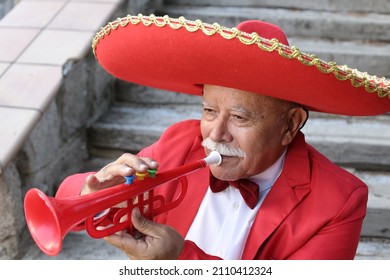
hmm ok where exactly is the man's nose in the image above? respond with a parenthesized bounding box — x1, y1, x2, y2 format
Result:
(208, 116, 232, 142)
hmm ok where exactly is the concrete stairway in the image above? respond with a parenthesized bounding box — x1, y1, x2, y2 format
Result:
(85, 0, 390, 256)
(160, 0, 390, 78)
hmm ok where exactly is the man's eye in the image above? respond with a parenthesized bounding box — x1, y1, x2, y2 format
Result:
(232, 114, 246, 121)
(203, 108, 214, 113)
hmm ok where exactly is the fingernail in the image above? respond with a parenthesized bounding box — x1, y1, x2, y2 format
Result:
(133, 207, 141, 218)
(139, 163, 148, 170)
(123, 166, 132, 174)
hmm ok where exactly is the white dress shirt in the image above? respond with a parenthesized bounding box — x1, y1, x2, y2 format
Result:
(185, 150, 286, 259)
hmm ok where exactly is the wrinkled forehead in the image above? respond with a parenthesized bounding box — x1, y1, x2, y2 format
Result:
(202, 84, 292, 111)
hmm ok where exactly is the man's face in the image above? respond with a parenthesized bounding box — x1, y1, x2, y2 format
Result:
(201, 85, 289, 181)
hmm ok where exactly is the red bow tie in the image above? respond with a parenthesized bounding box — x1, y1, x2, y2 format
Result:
(209, 174, 260, 209)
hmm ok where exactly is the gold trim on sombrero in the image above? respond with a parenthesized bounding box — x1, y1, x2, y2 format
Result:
(92, 14, 390, 100)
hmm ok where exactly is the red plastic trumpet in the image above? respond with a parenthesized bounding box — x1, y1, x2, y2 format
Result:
(24, 151, 221, 256)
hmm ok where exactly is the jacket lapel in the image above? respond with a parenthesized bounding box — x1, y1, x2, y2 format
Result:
(242, 132, 312, 259)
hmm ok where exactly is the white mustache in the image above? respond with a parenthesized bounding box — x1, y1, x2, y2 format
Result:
(202, 138, 246, 158)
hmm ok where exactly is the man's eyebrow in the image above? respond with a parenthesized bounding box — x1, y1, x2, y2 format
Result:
(231, 105, 266, 120)
(201, 102, 265, 119)
(231, 106, 250, 114)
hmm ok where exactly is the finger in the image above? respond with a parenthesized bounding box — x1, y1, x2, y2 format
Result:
(81, 173, 104, 194)
(85, 173, 100, 188)
(83, 168, 129, 195)
(131, 208, 161, 238)
(139, 157, 159, 170)
(85, 154, 160, 193)
(116, 154, 159, 172)
(104, 230, 149, 260)
(95, 162, 133, 181)
(130, 208, 185, 259)
(95, 154, 159, 183)
(104, 231, 137, 252)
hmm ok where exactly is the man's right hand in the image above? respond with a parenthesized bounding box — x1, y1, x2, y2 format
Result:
(80, 153, 159, 195)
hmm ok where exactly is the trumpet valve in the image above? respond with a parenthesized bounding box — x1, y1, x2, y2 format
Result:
(135, 172, 148, 180)
(124, 175, 135, 185)
(148, 169, 157, 178)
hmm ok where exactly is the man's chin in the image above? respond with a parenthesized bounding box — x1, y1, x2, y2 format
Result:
(209, 164, 241, 181)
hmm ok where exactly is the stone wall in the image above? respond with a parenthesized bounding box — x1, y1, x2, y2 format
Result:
(0, 0, 161, 260)
(0, 50, 116, 260)
(0, 0, 15, 18)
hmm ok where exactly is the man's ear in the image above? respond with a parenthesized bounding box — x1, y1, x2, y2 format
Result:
(281, 107, 309, 146)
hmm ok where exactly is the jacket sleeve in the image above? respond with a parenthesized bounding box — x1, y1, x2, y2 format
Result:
(178, 240, 222, 260)
(55, 172, 95, 198)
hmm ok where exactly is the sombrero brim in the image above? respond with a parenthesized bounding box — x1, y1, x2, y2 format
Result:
(92, 14, 390, 116)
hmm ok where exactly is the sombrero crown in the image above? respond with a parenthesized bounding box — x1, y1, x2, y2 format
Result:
(92, 14, 390, 116)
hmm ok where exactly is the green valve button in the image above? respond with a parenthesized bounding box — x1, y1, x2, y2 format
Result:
(148, 169, 157, 178)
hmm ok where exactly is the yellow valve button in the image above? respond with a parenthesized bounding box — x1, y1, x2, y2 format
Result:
(136, 172, 147, 180)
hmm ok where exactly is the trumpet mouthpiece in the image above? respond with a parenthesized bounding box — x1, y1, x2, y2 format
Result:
(204, 151, 222, 166)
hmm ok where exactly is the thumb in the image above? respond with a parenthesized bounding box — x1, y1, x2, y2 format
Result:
(86, 173, 99, 186)
(81, 174, 101, 195)
(131, 208, 158, 237)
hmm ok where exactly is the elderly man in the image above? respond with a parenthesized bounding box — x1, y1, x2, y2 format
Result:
(54, 15, 390, 260)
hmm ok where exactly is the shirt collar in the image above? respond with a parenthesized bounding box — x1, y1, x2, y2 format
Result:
(249, 149, 287, 193)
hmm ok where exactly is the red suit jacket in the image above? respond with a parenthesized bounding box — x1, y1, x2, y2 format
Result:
(56, 120, 368, 260)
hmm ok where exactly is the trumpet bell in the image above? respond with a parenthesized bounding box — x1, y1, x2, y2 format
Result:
(24, 189, 62, 256)
(23, 152, 222, 256)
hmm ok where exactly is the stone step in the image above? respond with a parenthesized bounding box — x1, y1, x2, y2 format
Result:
(88, 103, 202, 154)
(287, 38, 390, 78)
(354, 170, 390, 239)
(165, 0, 390, 14)
(156, 5, 390, 43)
(155, 5, 390, 77)
(356, 237, 390, 260)
(88, 102, 390, 169)
(301, 113, 390, 170)
(114, 82, 202, 106)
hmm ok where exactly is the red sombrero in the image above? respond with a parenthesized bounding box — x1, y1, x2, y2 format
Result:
(92, 14, 390, 116)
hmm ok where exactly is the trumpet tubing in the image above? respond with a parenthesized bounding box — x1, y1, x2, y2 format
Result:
(24, 151, 222, 256)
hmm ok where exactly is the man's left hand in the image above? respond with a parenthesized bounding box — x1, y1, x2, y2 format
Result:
(104, 208, 185, 259)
